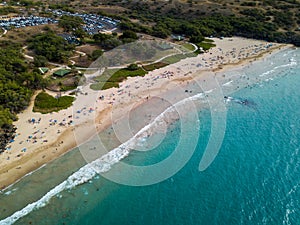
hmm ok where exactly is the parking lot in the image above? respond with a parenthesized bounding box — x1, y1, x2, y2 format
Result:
(52, 10, 119, 35)
(0, 15, 57, 29)
(0, 10, 119, 35)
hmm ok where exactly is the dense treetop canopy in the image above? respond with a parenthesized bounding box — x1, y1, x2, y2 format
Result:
(0, 41, 45, 151)
(28, 31, 75, 63)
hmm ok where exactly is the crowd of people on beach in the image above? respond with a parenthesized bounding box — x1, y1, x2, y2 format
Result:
(3, 104, 97, 160)
(0, 38, 282, 167)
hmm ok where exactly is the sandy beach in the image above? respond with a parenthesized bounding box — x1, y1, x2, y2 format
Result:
(0, 37, 293, 190)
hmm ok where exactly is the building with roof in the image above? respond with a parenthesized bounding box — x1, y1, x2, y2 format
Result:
(53, 69, 71, 77)
(39, 67, 49, 74)
(171, 34, 184, 41)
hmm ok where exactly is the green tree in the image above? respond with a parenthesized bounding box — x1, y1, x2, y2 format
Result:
(102, 38, 122, 50)
(120, 30, 138, 40)
(0, 41, 48, 151)
(73, 28, 86, 39)
(189, 35, 204, 44)
(28, 32, 75, 63)
(91, 49, 104, 60)
(93, 33, 113, 43)
(58, 15, 84, 32)
(127, 63, 139, 71)
(152, 26, 171, 38)
(34, 55, 48, 67)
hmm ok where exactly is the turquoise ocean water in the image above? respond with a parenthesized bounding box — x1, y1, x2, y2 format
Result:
(0, 48, 299, 225)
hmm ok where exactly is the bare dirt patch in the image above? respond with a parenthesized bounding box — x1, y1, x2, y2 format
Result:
(0, 24, 63, 44)
(76, 44, 102, 55)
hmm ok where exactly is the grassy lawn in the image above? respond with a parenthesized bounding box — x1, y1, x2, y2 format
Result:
(185, 52, 198, 58)
(197, 39, 216, 51)
(150, 48, 178, 62)
(162, 54, 187, 64)
(142, 62, 169, 71)
(90, 47, 200, 91)
(108, 67, 147, 82)
(33, 92, 75, 114)
(83, 37, 96, 44)
(91, 67, 147, 90)
(181, 43, 196, 51)
(90, 82, 119, 90)
(197, 42, 216, 51)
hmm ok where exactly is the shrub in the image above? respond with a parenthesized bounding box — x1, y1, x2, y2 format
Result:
(33, 92, 75, 113)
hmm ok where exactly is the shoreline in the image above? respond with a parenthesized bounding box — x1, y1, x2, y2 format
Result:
(0, 37, 294, 190)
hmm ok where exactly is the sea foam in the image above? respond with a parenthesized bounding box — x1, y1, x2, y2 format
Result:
(260, 55, 297, 77)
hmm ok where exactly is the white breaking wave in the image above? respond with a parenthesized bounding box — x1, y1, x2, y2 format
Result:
(222, 80, 233, 86)
(259, 57, 297, 77)
(0, 92, 207, 225)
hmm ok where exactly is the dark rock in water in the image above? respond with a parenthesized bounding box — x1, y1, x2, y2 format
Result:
(241, 100, 249, 105)
(239, 99, 257, 109)
(226, 96, 257, 109)
(0, 125, 16, 153)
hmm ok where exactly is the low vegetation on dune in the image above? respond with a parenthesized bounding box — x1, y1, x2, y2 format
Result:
(142, 62, 169, 71)
(33, 92, 75, 114)
(91, 64, 147, 90)
(162, 54, 188, 64)
(197, 40, 216, 51)
(181, 43, 196, 51)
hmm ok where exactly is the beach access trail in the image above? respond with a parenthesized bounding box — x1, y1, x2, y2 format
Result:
(0, 28, 7, 37)
(0, 37, 292, 190)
